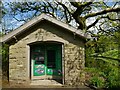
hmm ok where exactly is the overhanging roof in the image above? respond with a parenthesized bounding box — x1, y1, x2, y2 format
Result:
(1, 13, 90, 43)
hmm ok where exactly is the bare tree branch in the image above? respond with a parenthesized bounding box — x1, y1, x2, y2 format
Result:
(87, 14, 120, 30)
(103, 2, 110, 8)
(107, 15, 120, 21)
(87, 17, 100, 30)
(13, 16, 27, 22)
(69, 2, 82, 8)
(58, 2, 72, 23)
(69, 1, 93, 8)
(112, 2, 119, 8)
(81, 2, 93, 7)
(85, 7, 120, 19)
(6, 2, 120, 32)
(47, 2, 55, 14)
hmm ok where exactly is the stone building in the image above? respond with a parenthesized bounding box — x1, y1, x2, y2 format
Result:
(1, 14, 89, 86)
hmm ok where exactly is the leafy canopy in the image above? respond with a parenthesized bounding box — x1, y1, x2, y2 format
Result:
(2, 1, 120, 37)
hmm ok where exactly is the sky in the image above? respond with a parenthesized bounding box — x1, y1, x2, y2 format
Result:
(1, 0, 119, 33)
(2, 0, 120, 2)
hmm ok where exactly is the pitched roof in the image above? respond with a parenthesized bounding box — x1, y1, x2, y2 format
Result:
(1, 13, 90, 43)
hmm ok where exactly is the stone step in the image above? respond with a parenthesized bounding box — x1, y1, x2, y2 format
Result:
(30, 80, 63, 86)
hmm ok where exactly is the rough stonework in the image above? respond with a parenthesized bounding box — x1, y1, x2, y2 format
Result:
(8, 22, 85, 86)
(64, 43, 85, 86)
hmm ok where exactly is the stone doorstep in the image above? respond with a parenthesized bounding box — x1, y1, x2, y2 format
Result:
(30, 80, 63, 86)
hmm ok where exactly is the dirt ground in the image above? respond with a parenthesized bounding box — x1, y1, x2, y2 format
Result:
(1, 73, 93, 89)
(1, 79, 93, 90)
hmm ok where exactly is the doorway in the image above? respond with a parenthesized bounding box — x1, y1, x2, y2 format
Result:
(30, 43, 62, 83)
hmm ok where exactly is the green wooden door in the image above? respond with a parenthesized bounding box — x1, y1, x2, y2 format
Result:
(31, 46, 46, 76)
(31, 44, 62, 78)
(46, 44, 62, 76)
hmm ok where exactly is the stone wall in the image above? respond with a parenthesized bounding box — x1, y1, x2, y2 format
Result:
(9, 22, 85, 86)
(64, 43, 85, 86)
(9, 42, 29, 85)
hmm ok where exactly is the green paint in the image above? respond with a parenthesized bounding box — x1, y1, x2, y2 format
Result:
(31, 44, 62, 77)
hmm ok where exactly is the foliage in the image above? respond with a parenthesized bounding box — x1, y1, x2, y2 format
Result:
(1, 44, 9, 80)
(85, 30, 120, 89)
(1, 1, 120, 89)
(85, 63, 120, 89)
(1, 44, 9, 62)
(2, 1, 120, 35)
(90, 76, 105, 88)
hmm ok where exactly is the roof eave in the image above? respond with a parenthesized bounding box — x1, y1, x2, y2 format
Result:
(2, 13, 89, 43)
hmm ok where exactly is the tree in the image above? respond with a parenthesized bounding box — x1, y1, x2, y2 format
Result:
(3, 1, 120, 36)
(1, 1, 120, 88)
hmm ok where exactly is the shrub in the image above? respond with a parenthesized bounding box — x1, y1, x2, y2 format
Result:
(90, 76, 105, 88)
(105, 65, 120, 89)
